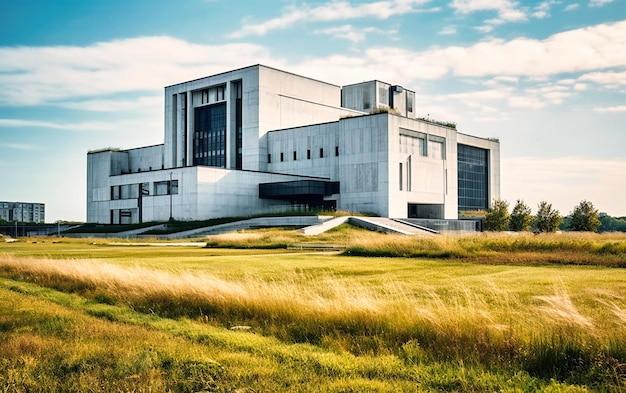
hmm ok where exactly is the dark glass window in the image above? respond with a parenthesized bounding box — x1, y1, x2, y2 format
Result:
(335, 146, 339, 156)
(154, 180, 178, 196)
(234, 81, 243, 169)
(293, 151, 297, 160)
(320, 148, 324, 158)
(193, 103, 226, 167)
(457, 144, 489, 211)
(307, 149, 311, 159)
(280, 153, 284, 162)
(379, 86, 389, 105)
(268, 154, 271, 163)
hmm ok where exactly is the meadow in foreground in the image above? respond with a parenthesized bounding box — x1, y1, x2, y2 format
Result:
(1, 229, 625, 391)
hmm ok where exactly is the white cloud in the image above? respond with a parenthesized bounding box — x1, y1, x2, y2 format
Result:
(229, 0, 431, 38)
(313, 25, 388, 43)
(593, 105, 626, 112)
(580, 71, 626, 88)
(0, 143, 39, 150)
(532, 0, 559, 19)
(438, 26, 457, 35)
(502, 157, 626, 216)
(431, 20, 626, 77)
(0, 37, 277, 106)
(492, 76, 520, 83)
(451, 0, 527, 32)
(564, 3, 580, 11)
(589, 0, 614, 7)
(1, 20, 625, 110)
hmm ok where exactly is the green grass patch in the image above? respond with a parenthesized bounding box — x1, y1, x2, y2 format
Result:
(2, 233, 626, 391)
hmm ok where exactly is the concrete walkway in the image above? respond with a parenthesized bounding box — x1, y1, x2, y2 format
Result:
(301, 216, 436, 236)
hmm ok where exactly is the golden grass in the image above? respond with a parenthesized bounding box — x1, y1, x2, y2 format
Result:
(2, 231, 626, 389)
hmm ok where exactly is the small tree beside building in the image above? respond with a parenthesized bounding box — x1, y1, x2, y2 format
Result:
(534, 201, 562, 233)
(484, 199, 510, 231)
(509, 199, 532, 231)
(569, 200, 601, 232)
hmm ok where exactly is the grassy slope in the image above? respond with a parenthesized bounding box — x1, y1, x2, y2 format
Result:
(1, 231, 626, 391)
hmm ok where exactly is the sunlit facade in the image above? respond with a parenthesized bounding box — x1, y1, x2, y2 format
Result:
(87, 65, 499, 224)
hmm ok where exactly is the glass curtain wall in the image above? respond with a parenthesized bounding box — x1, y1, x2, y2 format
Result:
(457, 144, 489, 211)
(193, 103, 227, 167)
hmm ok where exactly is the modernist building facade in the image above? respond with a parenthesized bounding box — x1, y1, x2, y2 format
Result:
(87, 65, 499, 224)
(0, 201, 45, 223)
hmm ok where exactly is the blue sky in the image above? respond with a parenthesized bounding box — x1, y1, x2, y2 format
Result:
(1, 0, 625, 222)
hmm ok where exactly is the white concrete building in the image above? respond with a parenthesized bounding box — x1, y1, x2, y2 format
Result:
(0, 201, 45, 223)
(87, 65, 499, 224)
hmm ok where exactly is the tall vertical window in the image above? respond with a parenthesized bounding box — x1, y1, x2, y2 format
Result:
(363, 89, 371, 110)
(194, 103, 226, 167)
(293, 151, 297, 160)
(307, 149, 311, 159)
(379, 86, 389, 106)
(458, 144, 489, 211)
(407, 156, 412, 192)
(399, 163, 403, 191)
(233, 81, 243, 169)
(320, 148, 324, 158)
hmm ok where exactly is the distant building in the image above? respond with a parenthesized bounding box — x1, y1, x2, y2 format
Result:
(87, 65, 499, 224)
(0, 201, 45, 223)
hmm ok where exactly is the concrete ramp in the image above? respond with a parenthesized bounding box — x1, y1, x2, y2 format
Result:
(350, 217, 434, 236)
(301, 216, 350, 235)
(302, 216, 435, 236)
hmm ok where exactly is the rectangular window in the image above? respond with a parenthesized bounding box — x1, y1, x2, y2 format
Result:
(293, 151, 297, 160)
(399, 163, 403, 191)
(320, 148, 324, 158)
(307, 149, 311, 159)
(154, 180, 178, 196)
(363, 89, 371, 110)
(407, 156, 412, 192)
(141, 182, 150, 196)
(111, 185, 120, 200)
(335, 146, 339, 156)
(193, 103, 226, 167)
(154, 181, 169, 196)
(429, 141, 444, 160)
(268, 154, 272, 163)
(280, 153, 284, 162)
(458, 144, 489, 211)
(233, 80, 243, 169)
(379, 86, 389, 105)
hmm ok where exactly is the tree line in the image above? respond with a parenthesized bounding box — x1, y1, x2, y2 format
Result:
(483, 199, 626, 233)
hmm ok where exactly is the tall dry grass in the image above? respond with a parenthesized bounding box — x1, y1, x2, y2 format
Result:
(343, 231, 626, 266)
(1, 254, 625, 385)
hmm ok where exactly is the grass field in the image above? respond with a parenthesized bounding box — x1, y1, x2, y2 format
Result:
(1, 228, 625, 392)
